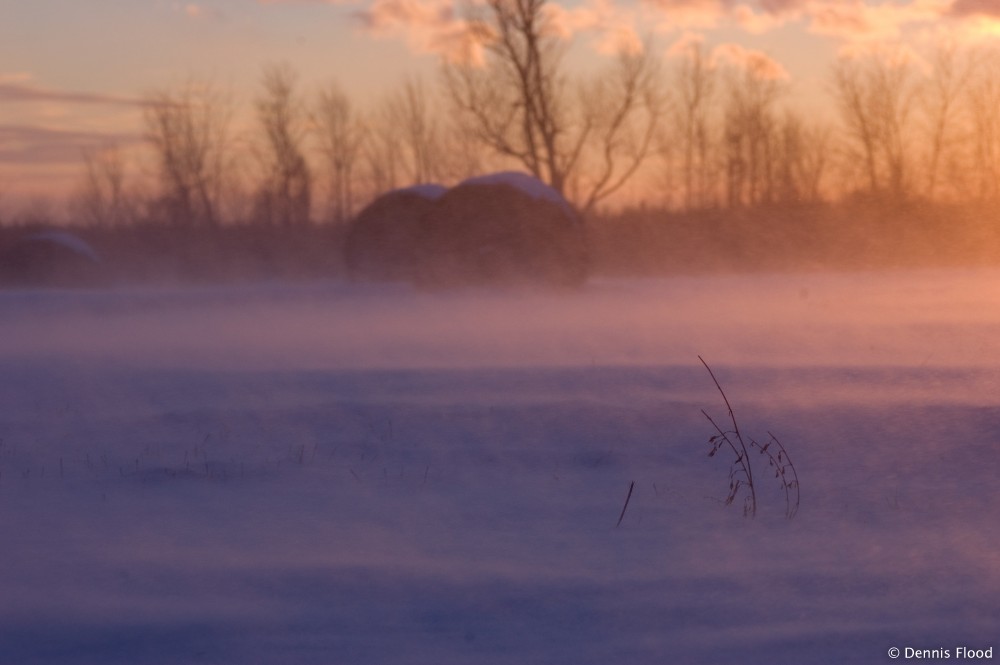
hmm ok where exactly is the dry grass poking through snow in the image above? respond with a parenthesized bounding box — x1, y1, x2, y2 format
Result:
(699, 356, 800, 520)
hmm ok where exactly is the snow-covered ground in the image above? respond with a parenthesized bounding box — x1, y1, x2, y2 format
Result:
(1, 271, 998, 664)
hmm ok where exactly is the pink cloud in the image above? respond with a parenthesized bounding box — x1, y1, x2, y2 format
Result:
(171, 2, 229, 20)
(833, 41, 929, 78)
(354, 0, 485, 64)
(732, 4, 800, 33)
(286, 0, 974, 64)
(0, 75, 141, 107)
(257, 0, 357, 4)
(643, 0, 956, 40)
(666, 31, 708, 58)
(712, 42, 790, 79)
(257, 0, 990, 52)
(357, 0, 457, 31)
(642, 0, 736, 30)
(544, 0, 644, 54)
(808, 2, 883, 38)
(353, 0, 645, 63)
(0, 124, 141, 166)
(544, 2, 605, 39)
(644, 0, 803, 35)
(758, 0, 809, 11)
(950, 0, 1000, 17)
(804, 0, 947, 42)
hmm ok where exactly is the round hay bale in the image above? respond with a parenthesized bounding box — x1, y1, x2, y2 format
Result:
(458, 171, 575, 213)
(344, 184, 446, 282)
(413, 172, 587, 288)
(0, 231, 105, 287)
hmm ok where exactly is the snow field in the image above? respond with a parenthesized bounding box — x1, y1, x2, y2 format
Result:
(1, 271, 998, 663)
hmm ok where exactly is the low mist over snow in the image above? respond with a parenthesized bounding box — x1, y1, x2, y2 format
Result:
(0, 271, 998, 664)
(3, 269, 1000, 372)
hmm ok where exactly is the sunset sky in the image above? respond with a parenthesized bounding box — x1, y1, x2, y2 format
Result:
(3, 0, 1000, 209)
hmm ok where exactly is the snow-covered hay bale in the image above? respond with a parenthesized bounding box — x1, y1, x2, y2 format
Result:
(413, 172, 587, 288)
(344, 184, 447, 281)
(458, 171, 575, 213)
(0, 231, 104, 287)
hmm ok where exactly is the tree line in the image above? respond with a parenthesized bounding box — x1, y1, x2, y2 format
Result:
(71, 0, 1000, 229)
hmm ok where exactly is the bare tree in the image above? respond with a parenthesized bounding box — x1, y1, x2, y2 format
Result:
(773, 113, 802, 203)
(372, 76, 489, 189)
(314, 82, 366, 224)
(77, 143, 134, 226)
(143, 79, 233, 226)
(444, 0, 572, 190)
(876, 60, 916, 200)
(653, 130, 680, 210)
(385, 77, 445, 184)
(799, 119, 833, 203)
(968, 57, 1000, 200)
(254, 63, 312, 226)
(722, 63, 783, 207)
(438, 116, 491, 183)
(831, 50, 918, 200)
(673, 41, 717, 210)
(361, 101, 403, 201)
(832, 58, 880, 195)
(921, 43, 973, 201)
(573, 48, 666, 213)
(444, 0, 663, 212)
(771, 112, 831, 204)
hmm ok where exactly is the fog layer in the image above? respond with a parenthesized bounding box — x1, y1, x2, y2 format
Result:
(2, 269, 1000, 373)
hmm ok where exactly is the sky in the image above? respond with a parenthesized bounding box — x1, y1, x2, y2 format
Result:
(3, 0, 1000, 210)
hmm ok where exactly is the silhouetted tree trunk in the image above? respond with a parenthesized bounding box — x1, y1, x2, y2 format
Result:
(361, 102, 403, 201)
(775, 113, 802, 204)
(143, 80, 232, 226)
(255, 63, 312, 226)
(315, 82, 365, 224)
(575, 48, 665, 213)
(78, 143, 134, 226)
(921, 44, 972, 201)
(444, 0, 663, 212)
(723, 64, 782, 207)
(674, 41, 716, 210)
(832, 51, 917, 200)
(385, 77, 445, 185)
(964, 51, 1000, 201)
(444, 0, 571, 189)
(771, 112, 831, 204)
